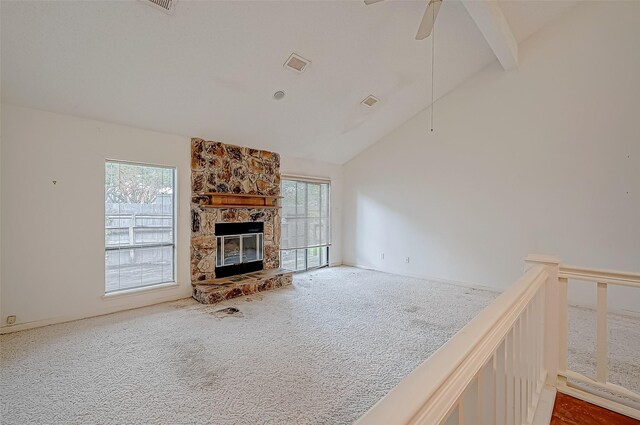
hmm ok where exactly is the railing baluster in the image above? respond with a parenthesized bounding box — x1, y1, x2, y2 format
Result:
(532, 297, 538, 417)
(516, 312, 527, 424)
(517, 318, 524, 424)
(356, 264, 554, 425)
(596, 282, 608, 383)
(520, 307, 531, 423)
(513, 323, 518, 424)
(442, 404, 460, 425)
(556, 264, 640, 419)
(355, 259, 640, 425)
(463, 379, 478, 425)
(496, 340, 506, 425)
(558, 277, 568, 384)
(531, 294, 541, 423)
(537, 289, 544, 391)
(477, 364, 485, 425)
(532, 299, 537, 407)
(525, 305, 533, 421)
(505, 328, 515, 424)
(487, 355, 497, 425)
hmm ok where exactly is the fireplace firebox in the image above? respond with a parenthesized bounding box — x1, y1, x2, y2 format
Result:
(215, 222, 264, 278)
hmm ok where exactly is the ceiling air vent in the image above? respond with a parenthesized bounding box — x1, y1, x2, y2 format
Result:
(361, 95, 380, 107)
(284, 53, 311, 73)
(143, 0, 177, 14)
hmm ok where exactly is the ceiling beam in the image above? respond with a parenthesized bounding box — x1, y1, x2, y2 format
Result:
(462, 0, 518, 70)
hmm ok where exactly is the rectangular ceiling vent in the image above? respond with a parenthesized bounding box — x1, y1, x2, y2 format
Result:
(284, 53, 311, 73)
(361, 95, 380, 107)
(144, 0, 177, 14)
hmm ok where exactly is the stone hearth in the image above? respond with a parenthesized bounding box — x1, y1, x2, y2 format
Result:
(192, 268, 292, 304)
(190, 138, 292, 304)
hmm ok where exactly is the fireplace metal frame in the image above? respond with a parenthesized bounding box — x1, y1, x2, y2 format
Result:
(216, 232, 264, 268)
(214, 221, 265, 278)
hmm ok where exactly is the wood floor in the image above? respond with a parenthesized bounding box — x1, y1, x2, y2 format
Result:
(551, 393, 640, 425)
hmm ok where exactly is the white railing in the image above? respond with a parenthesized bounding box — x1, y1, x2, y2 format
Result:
(356, 255, 640, 424)
(557, 264, 640, 420)
(356, 261, 551, 425)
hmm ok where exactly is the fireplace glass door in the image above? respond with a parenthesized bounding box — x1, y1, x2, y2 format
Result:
(216, 233, 263, 268)
(222, 236, 241, 266)
(242, 234, 263, 263)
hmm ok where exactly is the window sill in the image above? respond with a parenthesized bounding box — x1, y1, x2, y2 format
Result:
(102, 282, 180, 300)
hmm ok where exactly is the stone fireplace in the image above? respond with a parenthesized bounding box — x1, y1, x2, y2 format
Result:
(190, 138, 292, 304)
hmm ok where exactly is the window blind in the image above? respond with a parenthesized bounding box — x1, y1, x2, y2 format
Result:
(280, 178, 330, 251)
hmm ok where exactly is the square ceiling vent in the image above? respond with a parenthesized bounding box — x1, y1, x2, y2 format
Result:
(361, 95, 380, 107)
(284, 53, 311, 73)
(143, 0, 177, 14)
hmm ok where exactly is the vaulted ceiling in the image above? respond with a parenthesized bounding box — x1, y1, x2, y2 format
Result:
(1, 0, 578, 164)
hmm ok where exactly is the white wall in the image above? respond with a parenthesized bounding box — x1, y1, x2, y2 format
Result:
(0, 105, 192, 331)
(1, 105, 343, 331)
(342, 1, 640, 313)
(280, 156, 343, 266)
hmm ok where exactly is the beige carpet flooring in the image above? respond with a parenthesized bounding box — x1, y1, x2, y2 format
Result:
(0, 267, 496, 425)
(1, 266, 638, 424)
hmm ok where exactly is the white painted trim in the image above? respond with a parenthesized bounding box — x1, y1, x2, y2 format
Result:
(344, 263, 640, 317)
(351, 257, 640, 424)
(557, 383, 640, 420)
(0, 290, 191, 334)
(558, 261, 640, 416)
(558, 277, 568, 379)
(596, 282, 608, 383)
(559, 265, 640, 288)
(531, 385, 556, 425)
(342, 262, 500, 294)
(524, 254, 562, 266)
(356, 265, 547, 424)
(102, 281, 180, 299)
(564, 301, 640, 319)
(281, 173, 331, 184)
(559, 369, 640, 404)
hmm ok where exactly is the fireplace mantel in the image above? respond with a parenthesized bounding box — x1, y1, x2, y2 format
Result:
(191, 139, 290, 302)
(198, 192, 281, 209)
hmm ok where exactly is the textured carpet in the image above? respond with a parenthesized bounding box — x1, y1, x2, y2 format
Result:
(0, 267, 496, 425)
(1, 267, 638, 424)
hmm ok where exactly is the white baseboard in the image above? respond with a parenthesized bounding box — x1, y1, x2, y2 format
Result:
(342, 263, 640, 317)
(558, 383, 640, 420)
(532, 385, 557, 425)
(566, 303, 640, 319)
(0, 291, 192, 334)
(341, 262, 501, 294)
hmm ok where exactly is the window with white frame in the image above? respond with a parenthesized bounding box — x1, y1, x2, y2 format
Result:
(105, 161, 176, 293)
(280, 177, 330, 272)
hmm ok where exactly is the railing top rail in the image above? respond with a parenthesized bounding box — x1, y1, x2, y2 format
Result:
(559, 265, 640, 288)
(355, 265, 548, 425)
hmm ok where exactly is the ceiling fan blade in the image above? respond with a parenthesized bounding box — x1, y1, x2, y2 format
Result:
(415, 0, 442, 40)
(364, 0, 385, 5)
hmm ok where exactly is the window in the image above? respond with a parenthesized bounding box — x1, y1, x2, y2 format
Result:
(280, 178, 330, 272)
(105, 161, 176, 293)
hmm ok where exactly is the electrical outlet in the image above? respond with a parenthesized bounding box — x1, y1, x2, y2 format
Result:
(405, 257, 410, 264)
(381, 253, 385, 260)
(6, 315, 16, 325)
